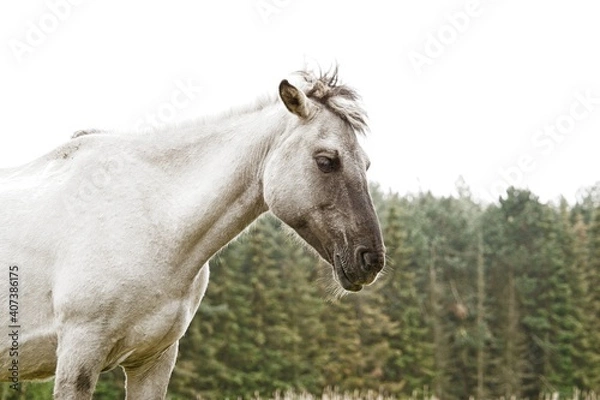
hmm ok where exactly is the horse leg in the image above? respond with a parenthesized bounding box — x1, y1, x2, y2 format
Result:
(123, 342, 179, 400)
(53, 326, 107, 400)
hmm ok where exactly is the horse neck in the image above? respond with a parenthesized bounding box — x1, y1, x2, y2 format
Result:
(144, 101, 286, 269)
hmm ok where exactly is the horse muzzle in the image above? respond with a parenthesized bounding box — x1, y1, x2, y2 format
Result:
(333, 246, 385, 292)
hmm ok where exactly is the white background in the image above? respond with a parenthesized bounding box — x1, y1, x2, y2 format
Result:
(1, 0, 599, 203)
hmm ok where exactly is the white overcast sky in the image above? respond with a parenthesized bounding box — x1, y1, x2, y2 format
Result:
(0, 0, 598, 204)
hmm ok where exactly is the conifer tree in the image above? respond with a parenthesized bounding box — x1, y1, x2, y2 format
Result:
(380, 195, 434, 395)
(481, 194, 528, 399)
(584, 207, 600, 391)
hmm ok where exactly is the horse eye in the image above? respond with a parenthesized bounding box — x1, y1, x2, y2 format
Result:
(315, 156, 338, 173)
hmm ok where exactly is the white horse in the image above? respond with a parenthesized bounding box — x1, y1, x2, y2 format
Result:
(0, 68, 385, 399)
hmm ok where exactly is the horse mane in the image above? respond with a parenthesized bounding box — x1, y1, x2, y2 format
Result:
(71, 66, 368, 139)
(296, 66, 369, 136)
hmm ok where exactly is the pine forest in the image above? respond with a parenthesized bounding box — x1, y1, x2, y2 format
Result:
(3, 182, 600, 400)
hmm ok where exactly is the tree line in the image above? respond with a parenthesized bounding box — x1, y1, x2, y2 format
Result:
(2, 182, 599, 399)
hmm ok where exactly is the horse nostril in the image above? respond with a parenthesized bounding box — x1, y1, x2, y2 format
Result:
(359, 250, 385, 273)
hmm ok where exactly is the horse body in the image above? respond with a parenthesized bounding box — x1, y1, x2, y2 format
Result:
(0, 70, 385, 398)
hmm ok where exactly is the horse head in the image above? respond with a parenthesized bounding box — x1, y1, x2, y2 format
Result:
(263, 69, 385, 292)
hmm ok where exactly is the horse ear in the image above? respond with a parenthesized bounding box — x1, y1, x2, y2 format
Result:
(279, 79, 312, 119)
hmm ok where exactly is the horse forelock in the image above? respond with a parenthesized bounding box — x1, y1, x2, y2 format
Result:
(295, 66, 369, 136)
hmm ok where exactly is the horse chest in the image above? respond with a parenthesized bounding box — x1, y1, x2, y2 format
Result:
(113, 264, 210, 367)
